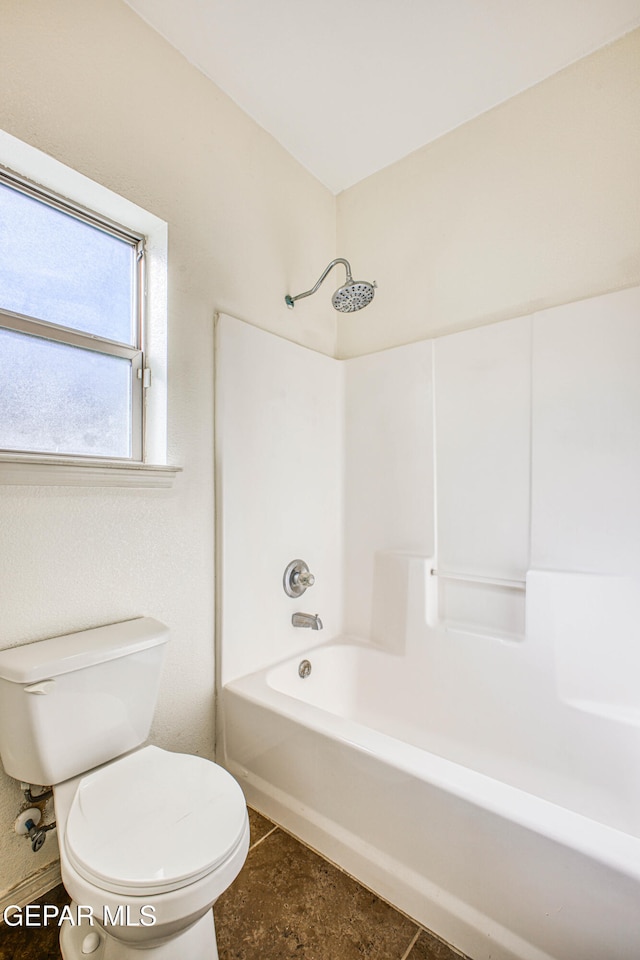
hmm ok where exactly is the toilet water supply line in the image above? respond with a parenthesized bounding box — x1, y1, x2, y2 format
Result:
(23, 783, 53, 804)
(19, 783, 56, 852)
(23, 816, 56, 853)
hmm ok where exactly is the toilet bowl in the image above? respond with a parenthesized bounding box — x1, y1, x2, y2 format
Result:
(0, 617, 249, 960)
(54, 746, 250, 959)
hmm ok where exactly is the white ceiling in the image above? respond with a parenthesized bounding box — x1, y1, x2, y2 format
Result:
(124, 0, 640, 194)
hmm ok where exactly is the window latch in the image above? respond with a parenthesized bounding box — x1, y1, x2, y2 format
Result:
(137, 367, 152, 388)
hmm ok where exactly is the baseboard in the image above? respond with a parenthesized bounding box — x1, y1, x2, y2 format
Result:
(0, 860, 62, 920)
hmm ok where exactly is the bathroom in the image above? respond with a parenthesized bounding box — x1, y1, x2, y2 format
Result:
(1, 2, 639, 959)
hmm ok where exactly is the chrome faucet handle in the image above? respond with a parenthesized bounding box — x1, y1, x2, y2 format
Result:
(284, 559, 315, 597)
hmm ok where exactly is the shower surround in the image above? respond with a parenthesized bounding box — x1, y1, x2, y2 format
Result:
(215, 285, 640, 960)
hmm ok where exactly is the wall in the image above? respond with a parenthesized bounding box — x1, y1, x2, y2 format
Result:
(0, 0, 335, 899)
(343, 341, 434, 642)
(338, 285, 640, 839)
(336, 28, 640, 358)
(216, 315, 343, 686)
(343, 283, 640, 632)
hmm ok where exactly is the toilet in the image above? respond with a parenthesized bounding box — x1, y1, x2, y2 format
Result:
(0, 618, 249, 959)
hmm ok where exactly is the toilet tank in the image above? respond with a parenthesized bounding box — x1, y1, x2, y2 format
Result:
(0, 618, 169, 786)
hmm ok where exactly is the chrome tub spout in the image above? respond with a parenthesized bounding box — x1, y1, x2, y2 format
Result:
(291, 612, 323, 630)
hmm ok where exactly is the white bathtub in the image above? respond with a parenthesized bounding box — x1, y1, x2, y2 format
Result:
(222, 637, 640, 960)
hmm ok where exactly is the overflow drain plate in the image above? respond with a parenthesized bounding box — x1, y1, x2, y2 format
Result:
(298, 660, 312, 679)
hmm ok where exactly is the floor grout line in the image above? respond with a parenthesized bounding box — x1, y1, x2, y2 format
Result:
(248, 824, 278, 853)
(399, 927, 422, 960)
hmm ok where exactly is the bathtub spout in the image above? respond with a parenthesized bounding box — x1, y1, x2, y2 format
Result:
(291, 612, 323, 630)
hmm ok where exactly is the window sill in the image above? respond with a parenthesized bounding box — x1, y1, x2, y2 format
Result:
(0, 454, 181, 488)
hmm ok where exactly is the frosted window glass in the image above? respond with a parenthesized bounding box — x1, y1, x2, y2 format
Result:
(0, 328, 131, 458)
(0, 182, 135, 344)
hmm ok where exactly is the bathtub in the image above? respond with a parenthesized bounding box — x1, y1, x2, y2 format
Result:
(222, 636, 640, 960)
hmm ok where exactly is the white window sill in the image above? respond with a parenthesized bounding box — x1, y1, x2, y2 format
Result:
(0, 454, 181, 488)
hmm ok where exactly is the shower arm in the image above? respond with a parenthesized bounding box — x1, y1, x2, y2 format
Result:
(285, 258, 353, 308)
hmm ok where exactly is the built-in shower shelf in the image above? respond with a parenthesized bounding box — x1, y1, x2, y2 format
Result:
(430, 568, 526, 591)
(429, 565, 527, 642)
(444, 624, 526, 644)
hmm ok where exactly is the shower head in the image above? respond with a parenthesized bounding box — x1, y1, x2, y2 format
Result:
(331, 277, 376, 313)
(285, 258, 376, 313)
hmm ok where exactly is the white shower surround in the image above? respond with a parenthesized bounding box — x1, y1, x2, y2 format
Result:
(216, 285, 640, 960)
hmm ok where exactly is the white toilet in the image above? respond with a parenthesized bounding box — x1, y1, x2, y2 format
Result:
(0, 617, 249, 959)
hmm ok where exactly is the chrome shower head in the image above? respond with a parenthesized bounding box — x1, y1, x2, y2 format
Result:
(331, 278, 376, 313)
(285, 258, 376, 313)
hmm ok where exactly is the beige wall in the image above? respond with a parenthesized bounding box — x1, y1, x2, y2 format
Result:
(336, 28, 640, 358)
(0, 0, 335, 897)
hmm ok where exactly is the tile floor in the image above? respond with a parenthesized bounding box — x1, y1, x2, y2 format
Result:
(0, 808, 470, 960)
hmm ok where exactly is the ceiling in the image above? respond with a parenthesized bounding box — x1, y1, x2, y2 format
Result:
(124, 0, 640, 194)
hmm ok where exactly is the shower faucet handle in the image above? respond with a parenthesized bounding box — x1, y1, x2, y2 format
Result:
(284, 559, 315, 598)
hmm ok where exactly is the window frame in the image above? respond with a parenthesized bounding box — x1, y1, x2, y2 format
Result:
(0, 167, 148, 462)
(0, 128, 175, 487)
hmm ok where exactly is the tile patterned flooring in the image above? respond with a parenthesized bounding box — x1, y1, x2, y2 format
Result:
(0, 808, 469, 960)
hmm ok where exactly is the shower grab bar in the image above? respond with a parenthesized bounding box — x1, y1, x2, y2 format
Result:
(430, 569, 526, 590)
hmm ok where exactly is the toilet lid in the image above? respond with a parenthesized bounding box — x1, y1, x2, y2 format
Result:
(64, 746, 248, 896)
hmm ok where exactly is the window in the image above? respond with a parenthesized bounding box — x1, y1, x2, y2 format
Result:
(0, 169, 147, 461)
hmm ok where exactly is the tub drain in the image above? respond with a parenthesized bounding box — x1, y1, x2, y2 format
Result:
(298, 659, 312, 679)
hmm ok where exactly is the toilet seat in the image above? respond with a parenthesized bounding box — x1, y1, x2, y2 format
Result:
(64, 746, 248, 897)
